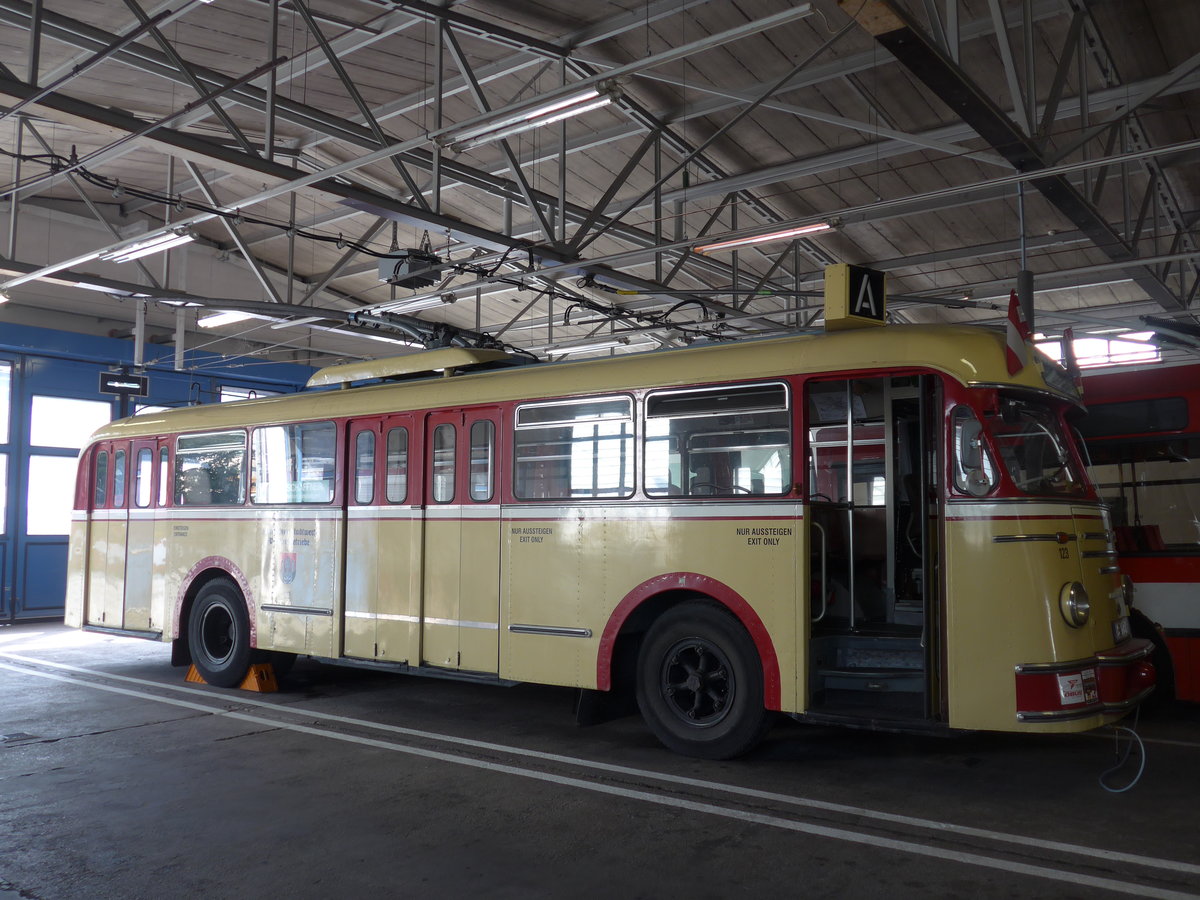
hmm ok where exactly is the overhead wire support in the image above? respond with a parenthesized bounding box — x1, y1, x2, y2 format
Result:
(569, 18, 854, 256)
(0, 54, 290, 200)
(0, 4, 175, 125)
(291, 0, 431, 211)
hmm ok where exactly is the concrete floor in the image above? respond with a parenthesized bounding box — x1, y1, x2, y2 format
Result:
(2, 622, 1199, 899)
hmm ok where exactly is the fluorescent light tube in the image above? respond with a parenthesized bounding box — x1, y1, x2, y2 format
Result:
(536, 337, 655, 356)
(445, 84, 620, 153)
(101, 231, 194, 263)
(199, 310, 258, 328)
(694, 221, 833, 254)
(450, 88, 602, 143)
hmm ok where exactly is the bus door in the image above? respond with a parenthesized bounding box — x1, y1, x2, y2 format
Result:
(805, 375, 939, 721)
(421, 408, 502, 673)
(86, 441, 129, 628)
(122, 438, 168, 633)
(343, 415, 421, 664)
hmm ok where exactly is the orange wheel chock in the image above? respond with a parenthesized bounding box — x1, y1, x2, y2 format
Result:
(184, 663, 278, 693)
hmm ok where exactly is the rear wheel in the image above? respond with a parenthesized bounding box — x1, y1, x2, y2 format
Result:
(636, 602, 770, 759)
(187, 578, 252, 688)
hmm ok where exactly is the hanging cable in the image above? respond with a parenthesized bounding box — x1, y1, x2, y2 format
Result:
(1098, 708, 1147, 793)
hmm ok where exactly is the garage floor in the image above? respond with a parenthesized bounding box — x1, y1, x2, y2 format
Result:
(2, 622, 1199, 899)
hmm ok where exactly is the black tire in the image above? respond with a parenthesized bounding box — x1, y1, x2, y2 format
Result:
(635, 602, 770, 759)
(187, 578, 252, 688)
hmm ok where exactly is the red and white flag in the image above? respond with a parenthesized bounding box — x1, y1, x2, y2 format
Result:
(1006, 289, 1031, 374)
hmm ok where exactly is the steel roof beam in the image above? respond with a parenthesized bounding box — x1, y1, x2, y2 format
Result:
(844, 0, 1186, 312)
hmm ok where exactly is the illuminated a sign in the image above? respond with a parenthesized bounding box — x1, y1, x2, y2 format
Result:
(98, 372, 149, 396)
(824, 264, 886, 330)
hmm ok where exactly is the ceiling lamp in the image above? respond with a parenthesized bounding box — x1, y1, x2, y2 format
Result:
(533, 336, 655, 356)
(388, 293, 458, 314)
(694, 221, 834, 254)
(100, 230, 195, 263)
(198, 310, 260, 329)
(443, 83, 621, 153)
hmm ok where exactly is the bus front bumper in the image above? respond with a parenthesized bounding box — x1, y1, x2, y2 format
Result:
(1013, 638, 1156, 722)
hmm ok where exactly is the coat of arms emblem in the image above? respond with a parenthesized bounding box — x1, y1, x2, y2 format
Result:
(280, 552, 297, 585)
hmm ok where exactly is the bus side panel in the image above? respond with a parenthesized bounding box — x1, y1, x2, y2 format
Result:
(343, 508, 381, 659)
(458, 514, 501, 673)
(148, 515, 172, 635)
(123, 511, 155, 631)
(382, 513, 423, 663)
(501, 506, 799, 712)
(501, 509, 586, 685)
(256, 511, 343, 657)
(64, 517, 88, 628)
(86, 514, 127, 628)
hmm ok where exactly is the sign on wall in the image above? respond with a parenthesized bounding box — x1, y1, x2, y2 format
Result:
(98, 371, 149, 396)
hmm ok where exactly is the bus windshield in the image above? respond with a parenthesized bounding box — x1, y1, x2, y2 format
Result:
(990, 395, 1087, 497)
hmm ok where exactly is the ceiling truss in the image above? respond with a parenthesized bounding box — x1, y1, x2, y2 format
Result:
(0, 0, 1196, 369)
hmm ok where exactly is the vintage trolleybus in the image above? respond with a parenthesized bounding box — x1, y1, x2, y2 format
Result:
(1079, 361, 1200, 702)
(65, 323, 1155, 758)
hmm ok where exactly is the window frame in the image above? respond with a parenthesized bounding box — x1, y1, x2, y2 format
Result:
(354, 429, 376, 505)
(431, 423, 457, 504)
(385, 426, 409, 504)
(250, 420, 337, 506)
(512, 394, 636, 501)
(644, 381, 791, 499)
(469, 419, 495, 503)
(175, 429, 248, 507)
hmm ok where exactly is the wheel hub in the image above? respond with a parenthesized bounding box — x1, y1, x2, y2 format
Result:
(660, 638, 734, 727)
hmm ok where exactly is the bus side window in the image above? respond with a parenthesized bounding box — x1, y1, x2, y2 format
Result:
(134, 448, 153, 508)
(432, 424, 456, 503)
(93, 450, 109, 508)
(386, 427, 408, 503)
(158, 447, 169, 507)
(514, 397, 634, 500)
(177, 431, 246, 506)
(470, 420, 494, 502)
(113, 449, 127, 508)
(355, 431, 376, 504)
(251, 423, 335, 504)
(646, 384, 789, 497)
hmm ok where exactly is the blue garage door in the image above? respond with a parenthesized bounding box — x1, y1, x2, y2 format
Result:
(1, 353, 116, 621)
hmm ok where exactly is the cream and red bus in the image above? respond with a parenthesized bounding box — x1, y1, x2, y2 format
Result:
(1079, 361, 1200, 702)
(65, 323, 1155, 758)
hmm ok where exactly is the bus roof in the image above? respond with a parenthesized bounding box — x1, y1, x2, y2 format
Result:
(90, 324, 1071, 442)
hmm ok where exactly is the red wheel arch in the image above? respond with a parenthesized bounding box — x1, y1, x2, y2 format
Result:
(597, 572, 782, 710)
(175, 556, 257, 646)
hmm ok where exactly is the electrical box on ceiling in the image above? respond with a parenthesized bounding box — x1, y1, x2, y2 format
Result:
(379, 249, 442, 288)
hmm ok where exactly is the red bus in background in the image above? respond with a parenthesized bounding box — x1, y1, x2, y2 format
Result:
(1079, 362, 1200, 701)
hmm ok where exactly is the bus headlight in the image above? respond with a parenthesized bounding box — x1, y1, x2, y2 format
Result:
(1060, 582, 1091, 628)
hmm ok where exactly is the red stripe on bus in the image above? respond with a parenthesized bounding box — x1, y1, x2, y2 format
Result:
(597, 573, 782, 711)
(1119, 555, 1200, 583)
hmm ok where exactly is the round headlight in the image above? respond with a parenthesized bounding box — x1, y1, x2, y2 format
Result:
(1060, 582, 1091, 627)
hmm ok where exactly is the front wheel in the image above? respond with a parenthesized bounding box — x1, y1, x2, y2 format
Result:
(635, 602, 770, 759)
(188, 578, 252, 688)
